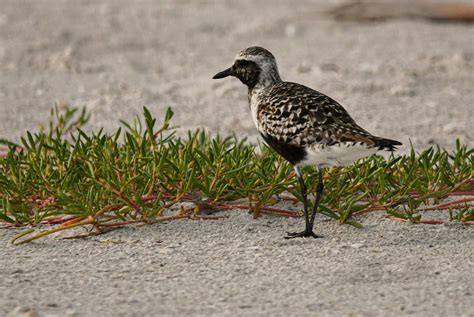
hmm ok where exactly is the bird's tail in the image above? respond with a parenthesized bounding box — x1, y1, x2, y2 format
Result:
(373, 137, 402, 151)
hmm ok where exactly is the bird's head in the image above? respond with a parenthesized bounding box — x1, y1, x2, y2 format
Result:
(212, 46, 281, 89)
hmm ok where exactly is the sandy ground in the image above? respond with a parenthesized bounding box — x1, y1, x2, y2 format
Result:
(1, 211, 473, 317)
(0, 0, 473, 316)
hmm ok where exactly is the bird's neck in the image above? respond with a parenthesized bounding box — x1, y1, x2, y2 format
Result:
(250, 70, 282, 91)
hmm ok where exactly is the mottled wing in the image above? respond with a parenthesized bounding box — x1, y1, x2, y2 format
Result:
(257, 82, 376, 148)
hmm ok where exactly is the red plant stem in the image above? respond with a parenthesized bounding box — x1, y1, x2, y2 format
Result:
(195, 215, 229, 220)
(447, 191, 474, 196)
(141, 193, 158, 203)
(408, 186, 474, 199)
(116, 170, 123, 183)
(41, 216, 78, 225)
(417, 197, 474, 211)
(157, 214, 191, 221)
(141, 192, 196, 203)
(353, 206, 387, 216)
(95, 220, 148, 228)
(260, 209, 300, 217)
(97, 214, 192, 228)
(214, 203, 300, 217)
(420, 203, 474, 211)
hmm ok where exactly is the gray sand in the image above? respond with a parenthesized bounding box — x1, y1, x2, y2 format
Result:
(1, 211, 473, 317)
(0, 1, 473, 316)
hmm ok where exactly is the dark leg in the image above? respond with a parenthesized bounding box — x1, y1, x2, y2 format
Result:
(296, 166, 310, 231)
(285, 166, 320, 239)
(309, 166, 324, 230)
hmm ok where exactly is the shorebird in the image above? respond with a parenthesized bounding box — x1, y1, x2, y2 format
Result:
(212, 46, 401, 239)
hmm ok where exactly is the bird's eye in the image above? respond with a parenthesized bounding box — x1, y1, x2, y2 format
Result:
(237, 60, 250, 67)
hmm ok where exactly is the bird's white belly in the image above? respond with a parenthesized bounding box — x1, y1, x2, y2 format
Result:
(249, 89, 262, 130)
(299, 143, 378, 167)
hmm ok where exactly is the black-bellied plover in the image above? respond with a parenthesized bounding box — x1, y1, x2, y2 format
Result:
(213, 46, 401, 239)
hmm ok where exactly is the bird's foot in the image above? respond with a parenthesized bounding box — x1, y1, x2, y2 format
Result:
(284, 230, 322, 239)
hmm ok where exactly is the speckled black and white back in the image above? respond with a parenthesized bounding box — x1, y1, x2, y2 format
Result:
(230, 47, 401, 166)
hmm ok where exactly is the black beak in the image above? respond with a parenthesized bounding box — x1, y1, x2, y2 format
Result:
(212, 67, 233, 79)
